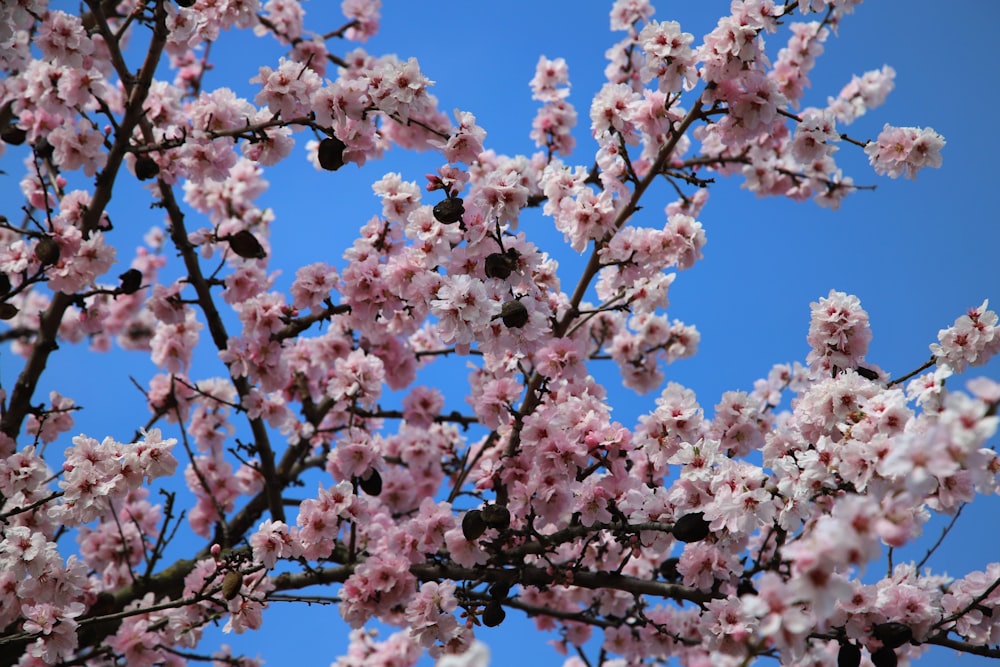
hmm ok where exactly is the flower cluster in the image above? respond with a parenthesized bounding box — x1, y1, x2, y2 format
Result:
(0, 2, 992, 667)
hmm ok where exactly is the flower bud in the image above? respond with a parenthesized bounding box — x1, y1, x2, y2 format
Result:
(0, 303, 18, 320)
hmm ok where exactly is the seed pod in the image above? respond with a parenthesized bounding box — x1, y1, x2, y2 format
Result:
(659, 557, 680, 581)
(484, 249, 520, 280)
(432, 197, 464, 224)
(134, 155, 160, 181)
(0, 303, 18, 320)
(672, 512, 710, 543)
(89, 591, 116, 617)
(34, 237, 60, 266)
(317, 137, 347, 171)
(0, 124, 26, 146)
(873, 622, 912, 650)
(119, 269, 143, 295)
(482, 601, 505, 627)
(221, 570, 242, 601)
(227, 230, 266, 260)
(870, 646, 897, 667)
(489, 581, 511, 601)
(358, 469, 382, 496)
(855, 366, 879, 381)
(837, 642, 862, 667)
(481, 504, 510, 531)
(736, 578, 756, 597)
(462, 509, 486, 541)
(500, 300, 528, 328)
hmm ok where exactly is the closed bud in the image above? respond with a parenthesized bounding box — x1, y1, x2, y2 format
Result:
(358, 469, 382, 496)
(176, 0, 196, 7)
(462, 509, 486, 541)
(432, 197, 464, 224)
(481, 504, 510, 530)
(837, 642, 862, 667)
(222, 570, 242, 601)
(34, 237, 60, 266)
(500, 300, 528, 328)
(119, 269, 143, 295)
(134, 155, 160, 181)
(482, 601, 505, 627)
(0, 303, 18, 320)
(0, 272, 10, 296)
(317, 137, 347, 171)
(227, 230, 266, 260)
(672, 512, 710, 543)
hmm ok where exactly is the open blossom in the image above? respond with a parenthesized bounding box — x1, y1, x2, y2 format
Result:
(930, 300, 1000, 373)
(0, 3, 995, 667)
(405, 580, 464, 655)
(806, 289, 871, 373)
(865, 123, 945, 179)
(342, 0, 382, 41)
(251, 519, 302, 568)
(827, 65, 895, 123)
(638, 20, 697, 92)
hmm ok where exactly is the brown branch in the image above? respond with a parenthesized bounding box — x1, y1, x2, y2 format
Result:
(0, 1, 168, 440)
(134, 122, 285, 529)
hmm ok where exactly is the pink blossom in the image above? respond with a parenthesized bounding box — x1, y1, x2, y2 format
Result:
(341, 0, 381, 41)
(865, 123, 945, 179)
(150, 310, 203, 374)
(638, 20, 697, 92)
(609, 0, 655, 33)
(930, 300, 1000, 373)
(23, 601, 84, 663)
(806, 289, 872, 373)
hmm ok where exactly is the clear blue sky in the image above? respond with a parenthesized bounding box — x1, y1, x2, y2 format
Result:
(4, 1, 999, 665)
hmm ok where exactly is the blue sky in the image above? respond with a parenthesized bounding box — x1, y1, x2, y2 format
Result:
(4, 1, 999, 665)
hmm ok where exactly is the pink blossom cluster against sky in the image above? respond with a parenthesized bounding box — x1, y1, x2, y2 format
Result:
(198, 2, 1000, 664)
(1, 0, 998, 665)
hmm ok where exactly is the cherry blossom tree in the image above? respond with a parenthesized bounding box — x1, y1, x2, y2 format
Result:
(0, 1, 997, 666)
